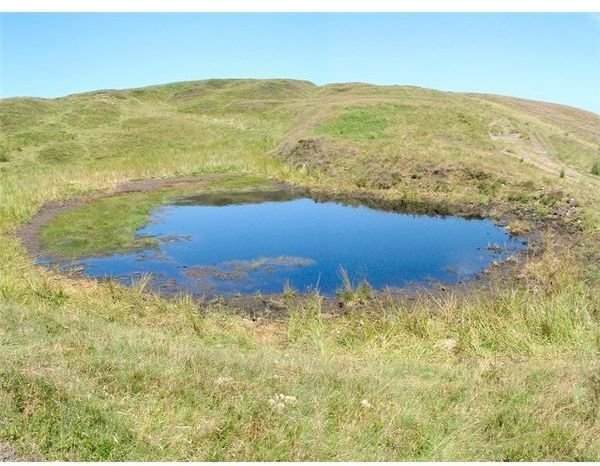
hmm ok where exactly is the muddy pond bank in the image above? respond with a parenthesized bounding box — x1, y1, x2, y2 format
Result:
(15, 174, 544, 314)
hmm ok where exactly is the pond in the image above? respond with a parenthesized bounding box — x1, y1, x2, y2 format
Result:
(62, 190, 526, 296)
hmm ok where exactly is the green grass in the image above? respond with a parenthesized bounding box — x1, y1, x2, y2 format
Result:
(315, 105, 391, 139)
(547, 134, 598, 173)
(0, 251, 598, 460)
(40, 190, 169, 257)
(592, 158, 600, 176)
(39, 175, 276, 258)
(1, 78, 599, 460)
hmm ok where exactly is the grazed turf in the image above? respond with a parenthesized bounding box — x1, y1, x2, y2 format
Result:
(0, 79, 599, 460)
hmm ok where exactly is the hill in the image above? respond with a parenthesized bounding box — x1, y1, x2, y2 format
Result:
(2, 79, 599, 225)
(0, 79, 599, 460)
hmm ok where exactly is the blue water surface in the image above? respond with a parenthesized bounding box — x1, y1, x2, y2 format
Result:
(74, 192, 526, 296)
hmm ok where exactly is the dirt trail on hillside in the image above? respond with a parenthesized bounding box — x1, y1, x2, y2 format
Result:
(489, 131, 581, 181)
(278, 93, 599, 191)
(478, 97, 600, 190)
(490, 130, 600, 193)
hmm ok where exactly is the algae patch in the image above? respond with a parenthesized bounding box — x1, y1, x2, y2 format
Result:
(185, 256, 317, 281)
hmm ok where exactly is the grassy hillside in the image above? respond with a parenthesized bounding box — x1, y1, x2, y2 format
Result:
(1, 79, 599, 460)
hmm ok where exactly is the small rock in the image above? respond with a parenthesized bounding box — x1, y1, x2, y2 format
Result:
(438, 338, 458, 352)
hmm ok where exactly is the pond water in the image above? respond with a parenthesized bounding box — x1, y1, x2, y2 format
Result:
(66, 190, 526, 296)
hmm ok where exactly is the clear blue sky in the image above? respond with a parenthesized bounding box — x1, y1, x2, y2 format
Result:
(1, 13, 599, 113)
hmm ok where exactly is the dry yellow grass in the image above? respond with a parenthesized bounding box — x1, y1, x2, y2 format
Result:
(0, 79, 599, 460)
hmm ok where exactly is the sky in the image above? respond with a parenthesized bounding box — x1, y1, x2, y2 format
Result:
(1, 13, 599, 113)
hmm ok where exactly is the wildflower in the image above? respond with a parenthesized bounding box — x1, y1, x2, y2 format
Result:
(269, 393, 297, 412)
(214, 376, 234, 386)
(360, 399, 372, 409)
